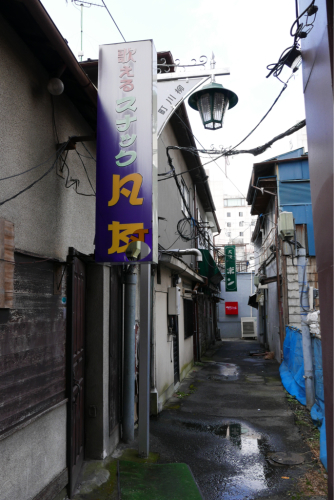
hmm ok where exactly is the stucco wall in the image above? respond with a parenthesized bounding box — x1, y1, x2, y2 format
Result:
(178, 278, 194, 381)
(266, 260, 281, 361)
(0, 404, 66, 500)
(0, 13, 96, 262)
(158, 125, 208, 268)
(154, 267, 174, 404)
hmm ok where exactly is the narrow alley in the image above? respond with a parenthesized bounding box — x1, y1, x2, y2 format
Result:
(149, 339, 315, 499)
(72, 338, 326, 500)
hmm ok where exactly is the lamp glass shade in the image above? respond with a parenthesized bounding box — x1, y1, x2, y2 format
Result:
(47, 78, 64, 96)
(188, 82, 238, 131)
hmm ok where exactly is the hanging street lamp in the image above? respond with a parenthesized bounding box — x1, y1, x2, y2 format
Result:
(188, 54, 238, 130)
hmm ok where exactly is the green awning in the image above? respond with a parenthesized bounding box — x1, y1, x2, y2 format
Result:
(198, 249, 223, 285)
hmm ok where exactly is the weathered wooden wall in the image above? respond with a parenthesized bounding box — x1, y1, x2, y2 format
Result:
(0, 252, 67, 436)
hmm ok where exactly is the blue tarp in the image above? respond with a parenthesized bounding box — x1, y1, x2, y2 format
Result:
(279, 326, 327, 470)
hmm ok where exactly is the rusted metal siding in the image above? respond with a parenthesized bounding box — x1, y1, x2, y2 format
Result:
(0, 252, 66, 437)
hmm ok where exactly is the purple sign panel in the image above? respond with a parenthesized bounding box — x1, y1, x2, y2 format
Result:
(96, 40, 158, 263)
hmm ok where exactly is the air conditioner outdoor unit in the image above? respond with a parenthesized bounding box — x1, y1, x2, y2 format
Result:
(241, 317, 257, 339)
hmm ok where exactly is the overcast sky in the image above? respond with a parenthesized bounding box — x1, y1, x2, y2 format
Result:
(41, 0, 306, 198)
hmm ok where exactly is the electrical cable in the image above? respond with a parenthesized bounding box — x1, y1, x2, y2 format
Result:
(58, 151, 96, 197)
(81, 142, 96, 162)
(267, 0, 317, 82)
(0, 145, 68, 182)
(0, 141, 70, 207)
(173, 110, 247, 199)
(160, 120, 306, 184)
(75, 150, 96, 194)
(101, 0, 126, 42)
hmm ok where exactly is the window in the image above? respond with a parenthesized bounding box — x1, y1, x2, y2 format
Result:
(227, 222, 231, 227)
(227, 212, 231, 217)
(239, 212, 243, 217)
(184, 299, 194, 339)
(251, 220, 256, 226)
(239, 232, 243, 236)
(227, 232, 231, 237)
(224, 198, 245, 207)
(181, 179, 190, 214)
(239, 221, 243, 227)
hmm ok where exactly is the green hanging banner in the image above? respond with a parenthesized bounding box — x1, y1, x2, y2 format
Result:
(225, 245, 237, 292)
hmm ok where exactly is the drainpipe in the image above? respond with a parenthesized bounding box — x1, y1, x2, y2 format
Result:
(297, 248, 315, 409)
(123, 268, 137, 443)
(150, 269, 157, 408)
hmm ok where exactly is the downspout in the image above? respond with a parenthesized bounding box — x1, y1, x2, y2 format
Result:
(150, 268, 156, 392)
(297, 248, 315, 409)
(122, 267, 137, 443)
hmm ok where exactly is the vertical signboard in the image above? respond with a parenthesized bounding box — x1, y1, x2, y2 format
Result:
(95, 40, 158, 263)
(225, 245, 237, 292)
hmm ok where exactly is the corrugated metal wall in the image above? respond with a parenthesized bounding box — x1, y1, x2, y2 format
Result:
(278, 160, 316, 256)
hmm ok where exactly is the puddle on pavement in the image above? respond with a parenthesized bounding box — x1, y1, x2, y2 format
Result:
(205, 362, 239, 380)
(178, 420, 288, 498)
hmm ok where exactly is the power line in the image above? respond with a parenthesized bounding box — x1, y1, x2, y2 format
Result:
(76, 150, 96, 194)
(0, 141, 70, 207)
(101, 0, 126, 42)
(173, 110, 247, 198)
(0, 146, 66, 182)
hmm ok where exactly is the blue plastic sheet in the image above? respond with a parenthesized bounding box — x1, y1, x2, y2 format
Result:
(279, 326, 327, 470)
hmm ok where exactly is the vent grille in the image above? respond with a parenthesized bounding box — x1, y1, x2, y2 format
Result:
(243, 322, 255, 333)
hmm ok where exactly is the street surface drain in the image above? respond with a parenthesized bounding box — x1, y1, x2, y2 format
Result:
(270, 451, 305, 465)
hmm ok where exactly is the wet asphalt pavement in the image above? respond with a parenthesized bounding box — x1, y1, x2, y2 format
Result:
(149, 339, 312, 500)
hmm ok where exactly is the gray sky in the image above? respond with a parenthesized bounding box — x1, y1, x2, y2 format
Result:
(41, 0, 306, 197)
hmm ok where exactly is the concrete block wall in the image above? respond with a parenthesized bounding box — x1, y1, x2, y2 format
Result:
(286, 256, 319, 329)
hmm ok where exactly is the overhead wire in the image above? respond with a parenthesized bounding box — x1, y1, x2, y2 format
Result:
(101, 0, 126, 42)
(75, 150, 96, 194)
(0, 140, 70, 207)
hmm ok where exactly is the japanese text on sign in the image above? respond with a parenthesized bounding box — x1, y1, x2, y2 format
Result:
(95, 41, 157, 263)
(225, 245, 237, 292)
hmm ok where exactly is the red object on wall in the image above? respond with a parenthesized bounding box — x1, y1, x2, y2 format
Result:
(225, 302, 238, 315)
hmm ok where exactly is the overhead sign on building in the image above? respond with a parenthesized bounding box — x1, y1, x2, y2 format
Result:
(95, 40, 158, 264)
(225, 302, 238, 315)
(225, 245, 237, 292)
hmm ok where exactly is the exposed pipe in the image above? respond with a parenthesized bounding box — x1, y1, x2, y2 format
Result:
(122, 269, 137, 443)
(165, 248, 203, 261)
(297, 248, 315, 409)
